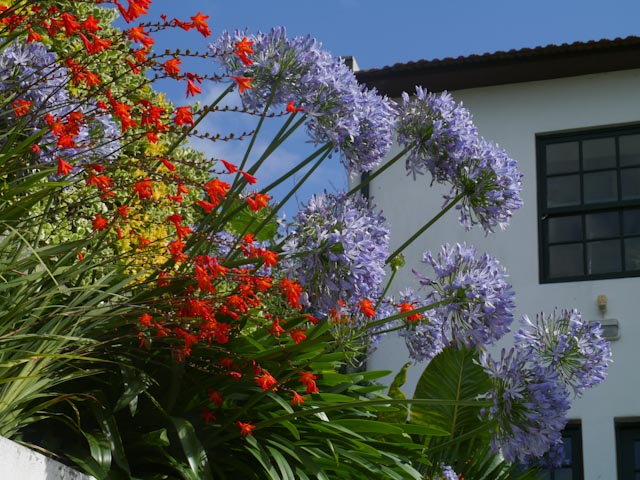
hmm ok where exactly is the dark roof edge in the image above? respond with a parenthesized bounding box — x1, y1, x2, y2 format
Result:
(355, 36, 640, 97)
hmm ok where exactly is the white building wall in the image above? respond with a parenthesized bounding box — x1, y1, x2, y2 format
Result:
(368, 68, 640, 480)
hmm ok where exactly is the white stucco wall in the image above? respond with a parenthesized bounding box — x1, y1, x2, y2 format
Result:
(0, 436, 93, 480)
(368, 68, 640, 480)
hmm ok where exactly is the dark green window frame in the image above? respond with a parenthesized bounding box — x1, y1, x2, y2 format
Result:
(616, 421, 640, 480)
(536, 424, 584, 480)
(538, 124, 640, 283)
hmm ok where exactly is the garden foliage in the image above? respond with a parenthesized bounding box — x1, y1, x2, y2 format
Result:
(0, 1, 611, 479)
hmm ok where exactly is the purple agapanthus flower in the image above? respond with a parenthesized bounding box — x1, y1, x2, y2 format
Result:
(414, 243, 515, 348)
(480, 348, 571, 464)
(515, 309, 612, 396)
(397, 87, 523, 233)
(281, 192, 389, 313)
(0, 41, 120, 170)
(210, 27, 396, 174)
(433, 464, 459, 480)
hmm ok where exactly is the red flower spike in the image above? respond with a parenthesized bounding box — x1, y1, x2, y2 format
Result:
(236, 421, 255, 437)
(359, 299, 376, 318)
(173, 106, 194, 126)
(186, 78, 202, 97)
(207, 389, 223, 407)
(138, 313, 153, 327)
(220, 159, 237, 173)
(12, 99, 31, 118)
(160, 158, 176, 171)
(304, 314, 319, 324)
(200, 406, 216, 424)
(255, 371, 278, 392)
(286, 100, 305, 113)
(268, 317, 285, 336)
(399, 302, 423, 322)
(133, 177, 153, 199)
(289, 328, 307, 344)
(280, 278, 302, 309)
(299, 371, 319, 395)
(163, 58, 182, 76)
(230, 76, 253, 93)
(77, 251, 84, 261)
(240, 170, 257, 185)
(196, 200, 216, 214)
(57, 157, 73, 177)
(290, 391, 306, 406)
(91, 214, 109, 232)
(190, 12, 211, 37)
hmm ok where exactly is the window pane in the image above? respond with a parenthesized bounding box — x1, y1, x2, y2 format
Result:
(620, 134, 640, 166)
(548, 216, 583, 243)
(586, 211, 619, 239)
(583, 137, 616, 170)
(546, 142, 579, 174)
(587, 240, 621, 274)
(547, 175, 580, 207)
(625, 238, 640, 271)
(621, 167, 640, 200)
(624, 209, 640, 235)
(555, 469, 573, 480)
(549, 244, 583, 277)
(635, 440, 640, 469)
(584, 170, 618, 204)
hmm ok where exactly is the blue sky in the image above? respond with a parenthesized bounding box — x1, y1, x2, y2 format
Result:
(126, 0, 640, 216)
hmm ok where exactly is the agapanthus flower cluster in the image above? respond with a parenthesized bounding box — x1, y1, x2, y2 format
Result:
(211, 27, 396, 174)
(432, 464, 459, 480)
(0, 40, 120, 170)
(397, 87, 522, 232)
(395, 288, 445, 362)
(480, 348, 571, 464)
(414, 243, 514, 348)
(515, 309, 612, 396)
(281, 192, 389, 314)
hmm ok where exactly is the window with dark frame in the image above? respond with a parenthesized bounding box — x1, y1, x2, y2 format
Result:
(615, 422, 640, 480)
(537, 424, 584, 480)
(538, 124, 640, 283)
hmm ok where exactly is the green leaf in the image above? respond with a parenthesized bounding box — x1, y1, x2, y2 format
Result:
(168, 416, 214, 480)
(331, 419, 404, 436)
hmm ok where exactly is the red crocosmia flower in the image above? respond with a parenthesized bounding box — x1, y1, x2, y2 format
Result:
(12, 98, 31, 117)
(177, 183, 190, 195)
(84, 70, 101, 86)
(126, 59, 140, 74)
(160, 158, 176, 171)
(220, 159, 237, 173)
(289, 328, 307, 344)
(205, 178, 230, 203)
(261, 249, 278, 267)
(359, 299, 376, 318)
(82, 15, 101, 33)
(157, 271, 171, 287)
(299, 371, 319, 395)
(190, 12, 211, 37)
(166, 214, 182, 225)
(207, 389, 223, 407)
(61, 12, 80, 37)
(304, 314, 319, 324)
(186, 78, 202, 97)
(117, 205, 130, 218)
(57, 157, 73, 176)
(268, 317, 285, 336)
(138, 236, 151, 248)
(138, 313, 153, 327)
(115, 226, 123, 239)
(240, 170, 257, 185)
(27, 28, 43, 43)
(246, 193, 271, 212)
(126, 26, 154, 48)
(286, 100, 305, 113)
(175, 224, 193, 240)
(255, 371, 278, 391)
(92, 214, 109, 231)
(200, 406, 216, 424)
(77, 251, 84, 261)
(236, 421, 256, 437)
(234, 37, 254, 66)
(133, 177, 153, 199)
(173, 106, 194, 126)
(163, 58, 182, 76)
(280, 278, 302, 309)
(290, 391, 306, 406)
(230, 76, 253, 93)
(30, 144, 40, 154)
(196, 200, 216, 213)
(168, 240, 187, 263)
(399, 302, 423, 322)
